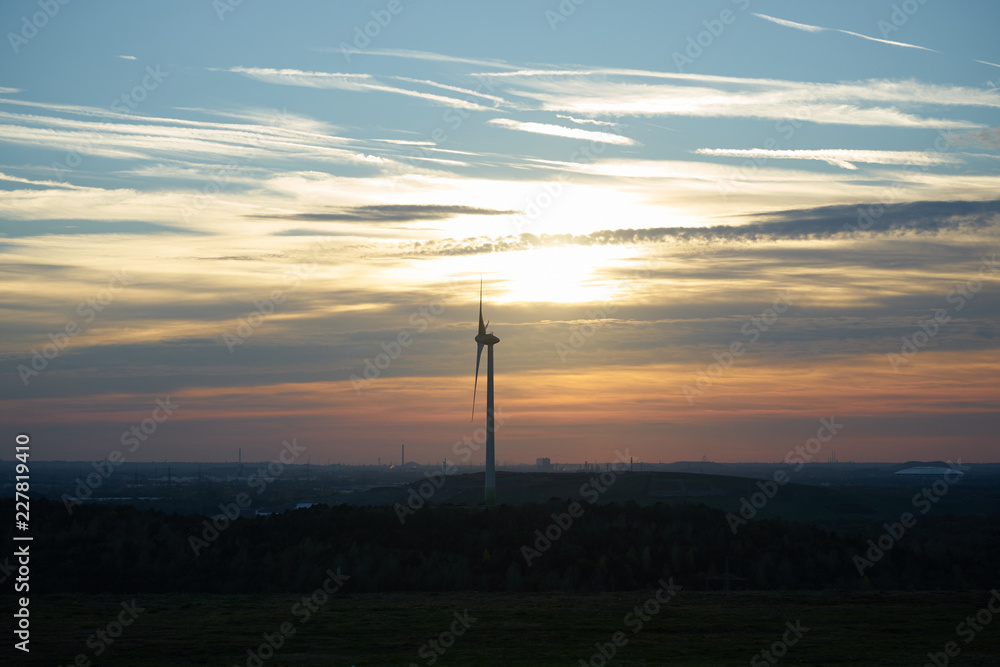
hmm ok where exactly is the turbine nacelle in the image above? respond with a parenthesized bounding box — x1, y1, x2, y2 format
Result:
(475, 332, 500, 345)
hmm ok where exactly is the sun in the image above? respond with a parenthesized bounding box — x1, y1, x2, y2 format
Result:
(416, 243, 644, 306)
(491, 245, 631, 304)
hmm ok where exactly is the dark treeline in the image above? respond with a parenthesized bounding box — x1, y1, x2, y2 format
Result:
(8, 499, 999, 594)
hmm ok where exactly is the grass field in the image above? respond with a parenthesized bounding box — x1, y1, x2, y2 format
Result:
(22, 590, 1000, 666)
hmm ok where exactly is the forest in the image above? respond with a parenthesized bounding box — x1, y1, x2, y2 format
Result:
(7, 497, 999, 595)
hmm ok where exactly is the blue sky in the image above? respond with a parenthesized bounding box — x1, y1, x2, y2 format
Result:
(2, 0, 998, 464)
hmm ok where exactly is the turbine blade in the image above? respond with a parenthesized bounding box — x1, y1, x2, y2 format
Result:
(472, 343, 484, 420)
(478, 278, 486, 336)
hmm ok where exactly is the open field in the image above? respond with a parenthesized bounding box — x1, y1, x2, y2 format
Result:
(22, 590, 1000, 666)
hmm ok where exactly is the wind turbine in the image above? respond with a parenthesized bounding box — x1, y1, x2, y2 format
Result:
(472, 279, 500, 506)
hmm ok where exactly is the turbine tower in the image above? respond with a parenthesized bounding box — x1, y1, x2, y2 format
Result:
(472, 279, 500, 506)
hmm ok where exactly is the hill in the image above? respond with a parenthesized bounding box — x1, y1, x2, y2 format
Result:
(336, 469, 998, 526)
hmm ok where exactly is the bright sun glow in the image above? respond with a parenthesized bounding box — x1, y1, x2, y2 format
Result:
(484, 245, 632, 304)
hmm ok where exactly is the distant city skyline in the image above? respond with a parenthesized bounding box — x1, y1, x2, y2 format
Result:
(2, 1, 998, 464)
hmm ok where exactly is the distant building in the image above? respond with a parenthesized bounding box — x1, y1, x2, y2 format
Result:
(536, 457, 552, 472)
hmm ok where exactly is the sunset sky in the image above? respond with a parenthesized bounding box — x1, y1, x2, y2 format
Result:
(2, 0, 998, 466)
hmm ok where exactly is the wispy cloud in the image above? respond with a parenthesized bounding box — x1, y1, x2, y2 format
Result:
(372, 138, 437, 146)
(0, 172, 91, 190)
(557, 114, 621, 128)
(486, 71, 996, 128)
(387, 76, 508, 106)
(753, 14, 823, 33)
(251, 204, 519, 223)
(172, 106, 340, 134)
(693, 148, 963, 170)
(476, 66, 1000, 107)
(402, 198, 1000, 257)
(487, 118, 636, 145)
(222, 67, 494, 111)
(753, 13, 938, 52)
(116, 55, 137, 60)
(315, 47, 516, 70)
(0, 97, 353, 140)
(0, 107, 383, 171)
